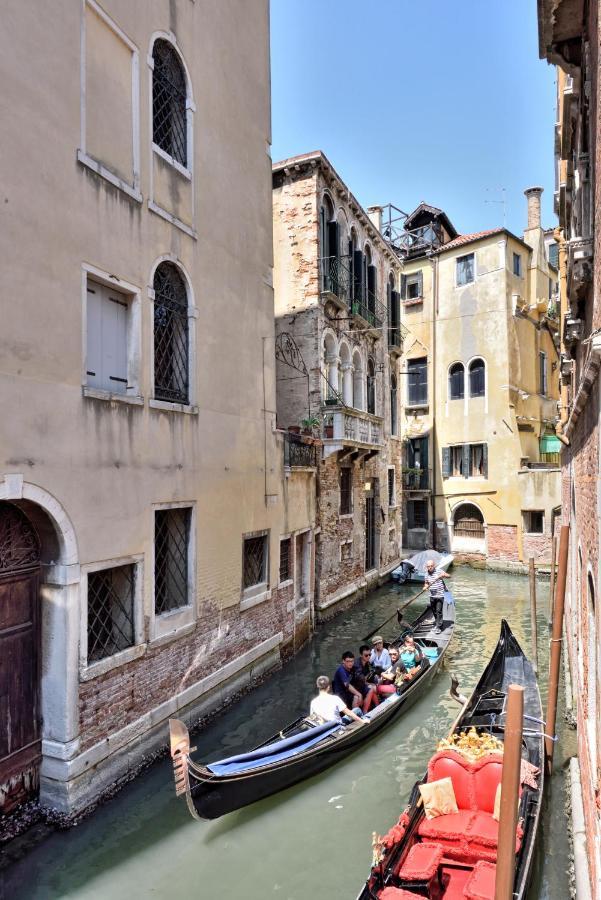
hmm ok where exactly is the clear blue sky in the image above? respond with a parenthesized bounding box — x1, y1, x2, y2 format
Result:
(270, 0, 557, 237)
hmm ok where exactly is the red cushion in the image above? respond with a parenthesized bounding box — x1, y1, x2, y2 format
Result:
(418, 809, 475, 841)
(380, 889, 422, 899)
(463, 860, 497, 899)
(397, 842, 444, 880)
(467, 812, 522, 854)
(429, 752, 474, 809)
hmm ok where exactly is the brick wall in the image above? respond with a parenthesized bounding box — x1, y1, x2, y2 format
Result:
(487, 524, 519, 561)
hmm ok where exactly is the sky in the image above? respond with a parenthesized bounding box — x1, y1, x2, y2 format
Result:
(270, 0, 557, 238)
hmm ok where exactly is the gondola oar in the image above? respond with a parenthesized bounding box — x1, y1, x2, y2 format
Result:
(362, 586, 427, 642)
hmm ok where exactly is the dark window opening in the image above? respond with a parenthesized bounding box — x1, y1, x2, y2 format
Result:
(407, 357, 428, 406)
(153, 263, 189, 404)
(449, 362, 465, 400)
(513, 252, 522, 277)
(279, 537, 291, 583)
(408, 499, 428, 529)
(469, 358, 485, 397)
(340, 468, 353, 515)
(152, 39, 187, 166)
(87, 564, 135, 663)
(243, 534, 268, 589)
(155, 508, 190, 614)
(367, 357, 376, 414)
(523, 510, 544, 534)
(388, 469, 395, 507)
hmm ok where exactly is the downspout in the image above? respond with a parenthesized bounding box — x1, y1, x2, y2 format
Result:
(555, 226, 571, 445)
(430, 253, 438, 550)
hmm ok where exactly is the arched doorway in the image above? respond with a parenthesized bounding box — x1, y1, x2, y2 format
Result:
(451, 502, 486, 554)
(0, 501, 41, 813)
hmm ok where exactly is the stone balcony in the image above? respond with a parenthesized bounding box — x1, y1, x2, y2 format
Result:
(321, 404, 383, 459)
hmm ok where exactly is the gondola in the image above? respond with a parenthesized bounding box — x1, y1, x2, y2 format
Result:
(391, 549, 454, 584)
(356, 620, 544, 900)
(168, 594, 456, 820)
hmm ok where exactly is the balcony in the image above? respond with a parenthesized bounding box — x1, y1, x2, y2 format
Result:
(321, 405, 383, 459)
(284, 432, 317, 468)
(388, 321, 409, 356)
(319, 255, 351, 311)
(350, 291, 386, 334)
(402, 467, 431, 492)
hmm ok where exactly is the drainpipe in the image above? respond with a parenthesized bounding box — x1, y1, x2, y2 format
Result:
(430, 253, 438, 550)
(555, 226, 571, 446)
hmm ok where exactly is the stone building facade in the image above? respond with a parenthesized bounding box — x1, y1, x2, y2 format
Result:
(396, 194, 561, 567)
(272, 152, 404, 616)
(539, 1, 601, 893)
(0, 0, 316, 819)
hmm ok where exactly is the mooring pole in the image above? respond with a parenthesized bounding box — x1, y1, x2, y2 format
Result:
(549, 535, 557, 625)
(545, 523, 569, 774)
(495, 684, 524, 900)
(529, 557, 538, 674)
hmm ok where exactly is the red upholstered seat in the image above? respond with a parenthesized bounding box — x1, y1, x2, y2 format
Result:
(463, 860, 497, 899)
(427, 750, 505, 812)
(418, 810, 475, 841)
(379, 888, 422, 899)
(397, 841, 444, 880)
(467, 812, 499, 848)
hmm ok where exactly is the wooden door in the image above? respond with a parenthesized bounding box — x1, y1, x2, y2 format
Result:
(0, 503, 41, 814)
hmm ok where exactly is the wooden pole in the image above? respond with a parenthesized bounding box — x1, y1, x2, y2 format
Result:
(549, 535, 557, 625)
(362, 586, 426, 642)
(529, 557, 538, 674)
(545, 523, 570, 774)
(495, 684, 524, 900)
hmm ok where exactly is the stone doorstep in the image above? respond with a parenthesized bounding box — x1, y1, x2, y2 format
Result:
(39, 633, 283, 813)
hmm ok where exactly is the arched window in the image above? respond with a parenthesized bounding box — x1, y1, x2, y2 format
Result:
(320, 195, 338, 292)
(365, 246, 376, 321)
(448, 363, 465, 400)
(153, 263, 189, 404)
(152, 40, 188, 167)
(390, 372, 398, 436)
(352, 349, 364, 409)
(453, 503, 484, 538)
(367, 357, 376, 414)
(469, 358, 486, 397)
(323, 332, 338, 402)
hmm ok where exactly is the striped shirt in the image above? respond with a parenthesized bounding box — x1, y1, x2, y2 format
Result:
(425, 571, 445, 599)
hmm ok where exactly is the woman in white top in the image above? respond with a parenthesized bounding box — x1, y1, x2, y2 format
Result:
(309, 676, 364, 724)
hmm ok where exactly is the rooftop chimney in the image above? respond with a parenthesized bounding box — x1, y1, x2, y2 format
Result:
(367, 205, 383, 233)
(524, 186, 543, 230)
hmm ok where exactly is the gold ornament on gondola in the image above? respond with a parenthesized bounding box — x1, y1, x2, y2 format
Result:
(371, 831, 385, 866)
(437, 726, 504, 761)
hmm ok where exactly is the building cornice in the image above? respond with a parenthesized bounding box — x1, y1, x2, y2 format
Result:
(565, 333, 601, 440)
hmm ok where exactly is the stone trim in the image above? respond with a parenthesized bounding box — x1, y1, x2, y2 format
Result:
(565, 334, 601, 440)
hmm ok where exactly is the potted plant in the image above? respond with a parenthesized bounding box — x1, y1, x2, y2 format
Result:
(301, 416, 320, 436)
(323, 414, 334, 439)
(288, 424, 301, 434)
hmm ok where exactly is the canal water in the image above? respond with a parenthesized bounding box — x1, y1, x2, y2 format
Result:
(1, 568, 574, 899)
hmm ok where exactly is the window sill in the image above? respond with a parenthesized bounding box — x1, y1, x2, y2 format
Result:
(148, 620, 196, 650)
(405, 404, 429, 412)
(152, 143, 192, 180)
(403, 298, 423, 307)
(80, 643, 146, 681)
(148, 200, 197, 239)
(77, 150, 142, 203)
(338, 512, 354, 520)
(149, 398, 198, 415)
(152, 603, 195, 641)
(278, 578, 293, 590)
(83, 386, 144, 406)
(240, 586, 271, 611)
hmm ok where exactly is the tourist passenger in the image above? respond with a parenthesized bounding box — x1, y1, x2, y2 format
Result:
(398, 634, 424, 678)
(370, 636, 392, 673)
(377, 646, 408, 695)
(310, 676, 364, 724)
(333, 651, 365, 711)
(425, 559, 449, 633)
(352, 645, 380, 712)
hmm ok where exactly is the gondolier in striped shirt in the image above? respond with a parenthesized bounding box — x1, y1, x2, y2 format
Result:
(424, 559, 449, 634)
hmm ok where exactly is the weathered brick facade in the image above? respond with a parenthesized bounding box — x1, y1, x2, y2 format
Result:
(487, 525, 520, 562)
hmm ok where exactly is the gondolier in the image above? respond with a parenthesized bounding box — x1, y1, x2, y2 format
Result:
(424, 558, 449, 633)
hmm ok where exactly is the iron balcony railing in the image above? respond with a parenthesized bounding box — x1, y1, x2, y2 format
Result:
(396, 223, 445, 258)
(284, 432, 317, 468)
(402, 468, 431, 491)
(388, 320, 409, 351)
(350, 290, 386, 330)
(319, 255, 351, 303)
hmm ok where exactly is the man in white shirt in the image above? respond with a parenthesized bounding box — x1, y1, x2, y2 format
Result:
(309, 676, 365, 724)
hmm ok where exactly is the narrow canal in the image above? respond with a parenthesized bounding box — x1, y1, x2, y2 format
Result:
(1, 568, 574, 899)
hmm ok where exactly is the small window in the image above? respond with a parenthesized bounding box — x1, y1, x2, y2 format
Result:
(152, 39, 187, 167)
(407, 357, 428, 406)
(548, 241, 558, 268)
(449, 363, 465, 400)
(243, 533, 269, 590)
(470, 443, 486, 477)
(86, 279, 129, 394)
(523, 510, 544, 534)
(456, 253, 475, 286)
(539, 351, 548, 396)
(341, 540, 353, 562)
(388, 468, 396, 507)
(279, 537, 291, 583)
(87, 564, 135, 663)
(154, 508, 191, 614)
(407, 500, 428, 529)
(153, 262, 189, 404)
(513, 253, 522, 277)
(340, 468, 353, 515)
(407, 271, 423, 299)
(469, 358, 485, 397)
(450, 445, 463, 477)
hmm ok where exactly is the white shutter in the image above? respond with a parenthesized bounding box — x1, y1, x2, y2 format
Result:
(86, 280, 128, 393)
(86, 283, 103, 389)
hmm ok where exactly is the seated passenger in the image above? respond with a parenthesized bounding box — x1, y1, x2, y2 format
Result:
(377, 646, 408, 695)
(310, 675, 364, 724)
(333, 651, 365, 711)
(370, 635, 392, 674)
(398, 634, 424, 678)
(352, 645, 380, 712)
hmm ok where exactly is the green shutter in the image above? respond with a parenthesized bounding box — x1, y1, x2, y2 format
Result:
(482, 444, 488, 478)
(417, 270, 423, 297)
(442, 446, 451, 478)
(463, 444, 471, 478)
(401, 274, 407, 299)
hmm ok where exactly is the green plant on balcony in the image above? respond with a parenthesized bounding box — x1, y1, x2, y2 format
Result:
(301, 415, 320, 435)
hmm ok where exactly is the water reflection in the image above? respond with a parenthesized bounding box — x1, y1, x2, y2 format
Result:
(1, 568, 571, 899)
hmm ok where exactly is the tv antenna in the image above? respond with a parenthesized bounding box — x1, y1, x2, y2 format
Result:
(484, 187, 507, 228)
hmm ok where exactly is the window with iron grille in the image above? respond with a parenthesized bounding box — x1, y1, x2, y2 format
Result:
(243, 533, 268, 590)
(407, 500, 428, 530)
(388, 468, 396, 507)
(340, 468, 353, 515)
(152, 39, 187, 167)
(153, 263, 189, 404)
(279, 537, 291, 583)
(154, 508, 191, 615)
(87, 564, 135, 662)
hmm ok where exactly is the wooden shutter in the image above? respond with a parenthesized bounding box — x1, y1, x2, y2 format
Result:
(86, 281, 128, 393)
(421, 436, 429, 471)
(463, 444, 471, 478)
(327, 220, 339, 259)
(353, 250, 363, 300)
(406, 440, 415, 468)
(482, 444, 488, 478)
(367, 264, 377, 295)
(442, 446, 451, 478)
(401, 274, 407, 299)
(86, 283, 102, 388)
(417, 270, 423, 296)
(391, 290, 400, 327)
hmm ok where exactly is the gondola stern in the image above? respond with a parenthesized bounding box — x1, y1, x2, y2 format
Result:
(169, 718, 203, 820)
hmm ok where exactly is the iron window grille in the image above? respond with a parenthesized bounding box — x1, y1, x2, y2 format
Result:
(469, 359, 485, 397)
(279, 537, 291, 583)
(408, 499, 428, 529)
(154, 508, 190, 615)
(243, 534, 268, 590)
(87, 565, 135, 662)
(153, 263, 189, 404)
(340, 468, 353, 515)
(152, 39, 187, 167)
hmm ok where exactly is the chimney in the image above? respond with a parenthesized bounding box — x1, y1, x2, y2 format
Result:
(524, 187, 543, 230)
(367, 205, 383, 233)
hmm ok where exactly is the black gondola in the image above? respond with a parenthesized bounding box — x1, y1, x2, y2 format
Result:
(169, 594, 456, 820)
(356, 619, 544, 900)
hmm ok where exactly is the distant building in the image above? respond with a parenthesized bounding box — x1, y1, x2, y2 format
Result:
(0, 0, 315, 819)
(539, 0, 601, 893)
(272, 152, 403, 615)
(396, 191, 561, 566)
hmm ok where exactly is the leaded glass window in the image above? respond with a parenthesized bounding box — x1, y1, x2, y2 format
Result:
(155, 508, 191, 614)
(243, 534, 268, 590)
(87, 565, 135, 662)
(152, 40, 187, 167)
(153, 263, 189, 404)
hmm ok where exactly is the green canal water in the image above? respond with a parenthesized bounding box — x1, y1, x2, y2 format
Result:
(1, 568, 574, 899)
